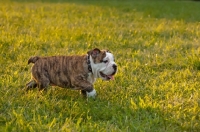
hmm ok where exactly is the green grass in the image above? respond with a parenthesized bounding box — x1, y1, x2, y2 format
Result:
(0, 0, 200, 131)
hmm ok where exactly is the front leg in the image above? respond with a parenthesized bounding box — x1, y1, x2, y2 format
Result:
(73, 78, 97, 98)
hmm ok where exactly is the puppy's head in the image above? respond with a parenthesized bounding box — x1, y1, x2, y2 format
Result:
(87, 48, 117, 80)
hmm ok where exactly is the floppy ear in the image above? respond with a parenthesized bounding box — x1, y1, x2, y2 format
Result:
(87, 48, 101, 58)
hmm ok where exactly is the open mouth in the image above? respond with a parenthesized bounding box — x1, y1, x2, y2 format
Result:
(100, 72, 114, 80)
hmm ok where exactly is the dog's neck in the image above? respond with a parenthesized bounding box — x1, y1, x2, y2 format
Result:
(87, 55, 100, 79)
(86, 55, 97, 84)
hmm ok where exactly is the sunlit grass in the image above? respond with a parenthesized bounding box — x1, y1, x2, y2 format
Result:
(0, 0, 200, 131)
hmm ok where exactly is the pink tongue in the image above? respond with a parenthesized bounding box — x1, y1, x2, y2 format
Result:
(108, 75, 114, 80)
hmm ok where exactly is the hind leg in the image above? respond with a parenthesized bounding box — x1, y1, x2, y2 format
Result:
(26, 80, 37, 90)
(37, 75, 50, 91)
(37, 81, 49, 91)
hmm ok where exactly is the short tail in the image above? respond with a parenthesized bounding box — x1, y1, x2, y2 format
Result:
(28, 56, 40, 64)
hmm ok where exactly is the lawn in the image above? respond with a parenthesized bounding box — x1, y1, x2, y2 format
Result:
(0, 0, 200, 131)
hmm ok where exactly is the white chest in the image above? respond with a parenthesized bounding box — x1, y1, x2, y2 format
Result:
(87, 73, 96, 84)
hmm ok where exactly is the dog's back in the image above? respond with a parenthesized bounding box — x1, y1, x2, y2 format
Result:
(29, 55, 88, 88)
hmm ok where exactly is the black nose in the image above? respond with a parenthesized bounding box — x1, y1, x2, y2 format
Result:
(112, 64, 117, 71)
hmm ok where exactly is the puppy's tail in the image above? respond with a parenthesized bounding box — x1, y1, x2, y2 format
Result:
(28, 56, 40, 64)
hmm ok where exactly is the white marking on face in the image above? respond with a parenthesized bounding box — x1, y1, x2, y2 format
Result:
(104, 52, 115, 62)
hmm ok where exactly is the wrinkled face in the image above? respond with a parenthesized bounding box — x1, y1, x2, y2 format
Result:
(88, 48, 117, 80)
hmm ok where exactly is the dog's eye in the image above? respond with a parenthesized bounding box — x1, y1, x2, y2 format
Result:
(102, 60, 108, 63)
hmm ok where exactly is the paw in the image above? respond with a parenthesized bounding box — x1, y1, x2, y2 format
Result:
(26, 80, 37, 90)
(86, 89, 97, 98)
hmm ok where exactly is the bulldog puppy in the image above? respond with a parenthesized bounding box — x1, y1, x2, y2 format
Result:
(26, 48, 117, 98)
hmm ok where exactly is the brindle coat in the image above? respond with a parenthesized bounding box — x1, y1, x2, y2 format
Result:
(26, 48, 106, 95)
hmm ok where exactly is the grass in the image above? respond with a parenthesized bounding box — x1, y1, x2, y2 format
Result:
(0, 0, 200, 131)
